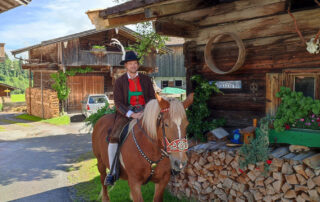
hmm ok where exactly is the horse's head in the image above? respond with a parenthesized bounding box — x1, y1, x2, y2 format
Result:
(144, 93, 193, 172)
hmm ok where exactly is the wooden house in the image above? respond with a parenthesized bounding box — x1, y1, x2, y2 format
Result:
(0, 83, 16, 97)
(87, 0, 320, 128)
(12, 27, 169, 113)
(153, 37, 186, 89)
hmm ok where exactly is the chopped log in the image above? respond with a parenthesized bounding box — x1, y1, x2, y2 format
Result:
(285, 174, 299, 185)
(313, 175, 320, 186)
(293, 165, 308, 179)
(307, 178, 316, 189)
(281, 162, 294, 175)
(296, 174, 307, 185)
(294, 185, 309, 193)
(281, 183, 292, 193)
(272, 180, 282, 193)
(284, 189, 297, 199)
(308, 190, 320, 201)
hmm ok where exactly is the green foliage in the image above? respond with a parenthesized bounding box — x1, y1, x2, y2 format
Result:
(11, 94, 25, 102)
(0, 54, 29, 94)
(85, 102, 116, 130)
(126, 21, 168, 64)
(50, 67, 92, 114)
(274, 86, 320, 132)
(186, 75, 224, 142)
(16, 114, 70, 125)
(91, 45, 106, 50)
(239, 117, 270, 174)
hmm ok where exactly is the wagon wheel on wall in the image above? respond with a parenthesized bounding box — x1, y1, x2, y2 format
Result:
(204, 32, 246, 74)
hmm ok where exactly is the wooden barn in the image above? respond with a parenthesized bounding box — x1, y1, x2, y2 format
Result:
(0, 83, 16, 97)
(87, 0, 320, 129)
(12, 27, 169, 113)
(153, 37, 186, 89)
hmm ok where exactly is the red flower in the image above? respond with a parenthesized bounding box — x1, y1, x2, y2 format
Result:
(285, 124, 290, 130)
(318, 123, 320, 127)
(239, 168, 244, 173)
(266, 160, 272, 165)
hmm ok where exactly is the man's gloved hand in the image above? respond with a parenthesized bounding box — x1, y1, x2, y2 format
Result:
(130, 112, 143, 119)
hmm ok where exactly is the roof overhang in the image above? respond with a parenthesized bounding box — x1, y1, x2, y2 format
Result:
(0, 0, 32, 14)
(86, 0, 203, 37)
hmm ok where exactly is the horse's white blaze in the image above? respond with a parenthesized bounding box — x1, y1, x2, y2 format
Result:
(174, 119, 184, 159)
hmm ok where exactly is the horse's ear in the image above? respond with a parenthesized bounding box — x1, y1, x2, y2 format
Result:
(183, 92, 194, 109)
(155, 93, 170, 110)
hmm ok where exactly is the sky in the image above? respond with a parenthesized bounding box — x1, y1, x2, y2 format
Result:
(0, 0, 133, 58)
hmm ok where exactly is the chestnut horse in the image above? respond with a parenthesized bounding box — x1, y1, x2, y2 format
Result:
(92, 93, 193, 202)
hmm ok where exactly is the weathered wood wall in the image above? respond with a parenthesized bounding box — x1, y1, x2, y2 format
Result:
(183, 3, 320, 129)
(33, 72, 56, 89)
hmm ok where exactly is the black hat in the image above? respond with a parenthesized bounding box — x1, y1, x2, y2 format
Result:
(120, 51, 140, 65)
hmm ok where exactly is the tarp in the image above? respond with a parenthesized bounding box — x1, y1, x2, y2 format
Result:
(161, 87, 186, 94)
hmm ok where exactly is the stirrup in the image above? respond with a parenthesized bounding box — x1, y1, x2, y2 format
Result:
(104, 174, 115, 186)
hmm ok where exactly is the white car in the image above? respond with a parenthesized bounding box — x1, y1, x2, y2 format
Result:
(81, 94, 109, 118)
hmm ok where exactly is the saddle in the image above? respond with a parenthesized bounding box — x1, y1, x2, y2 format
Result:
(107, 119, 137, 181)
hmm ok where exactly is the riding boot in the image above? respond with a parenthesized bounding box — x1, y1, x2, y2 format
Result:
(105, 143, 118, 186)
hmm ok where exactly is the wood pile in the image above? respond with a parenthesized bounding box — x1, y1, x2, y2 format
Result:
(25, 87, 59, 119)
(168, 142, 320, 202)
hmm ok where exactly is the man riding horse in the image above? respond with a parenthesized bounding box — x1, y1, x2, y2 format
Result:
(106, 51, 156, 185)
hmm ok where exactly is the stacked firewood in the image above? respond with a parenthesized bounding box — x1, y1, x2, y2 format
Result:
(168, 149, 320, 202)
(25, 87, 59, 119)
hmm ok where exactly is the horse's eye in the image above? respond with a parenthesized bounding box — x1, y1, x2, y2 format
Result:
(164, 123, 169, 127)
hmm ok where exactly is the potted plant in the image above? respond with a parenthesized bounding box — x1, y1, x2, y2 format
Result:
(268, 87, 320, 147)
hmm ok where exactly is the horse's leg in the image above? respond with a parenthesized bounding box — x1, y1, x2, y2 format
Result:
(128, 179, 144, 202)
(97, 157, 109, 202)
(153, 175, 170, 202)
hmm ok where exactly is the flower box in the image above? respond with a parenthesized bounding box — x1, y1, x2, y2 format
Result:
(268, 128, 320, 148)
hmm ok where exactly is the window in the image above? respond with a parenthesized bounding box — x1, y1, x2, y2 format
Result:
(161, 80, 168, 88)
(294, 76, 315, 99)
(175, 80, 182, 87)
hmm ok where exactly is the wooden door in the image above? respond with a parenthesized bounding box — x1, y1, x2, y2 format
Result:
(266, 73, 283, 116)
(67, 74, 104, 112)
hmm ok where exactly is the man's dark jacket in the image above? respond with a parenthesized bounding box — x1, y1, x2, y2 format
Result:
(113, 73, 155, 116)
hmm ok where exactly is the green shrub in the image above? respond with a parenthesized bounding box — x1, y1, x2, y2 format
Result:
(85, 102, 116, 129)
(186, 75, 224, 142)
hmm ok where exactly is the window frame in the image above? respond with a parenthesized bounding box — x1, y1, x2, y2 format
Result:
(161, 80, 169, 88)
(283, 69, 320, 100)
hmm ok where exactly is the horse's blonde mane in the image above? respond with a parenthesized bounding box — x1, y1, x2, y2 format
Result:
(142, 98, 186, 140)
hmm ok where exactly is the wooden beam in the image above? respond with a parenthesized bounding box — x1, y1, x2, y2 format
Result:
(144, 0, 202, 18)
(22, 63, 59, 70)
(199, 1, 286, 26)
(154, 19, 198, 38)
(87, 10, 155, 30)
(194, 8, 320, 44)
(165, 0, 285, 23)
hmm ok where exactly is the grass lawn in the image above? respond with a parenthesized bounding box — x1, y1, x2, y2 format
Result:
(16, 114, 70, 125)
(11, 94, 26, 102)
(68, 152, 193, 202)
(0, 103, 2, 111)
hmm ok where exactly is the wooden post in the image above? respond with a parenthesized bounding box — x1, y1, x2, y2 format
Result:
(29, 69, 32, 115)
(41, 71, 44, 119)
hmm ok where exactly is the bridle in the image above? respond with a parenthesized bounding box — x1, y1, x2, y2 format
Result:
(131, 107, 188, 184)
(159, 108, 189, 154)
